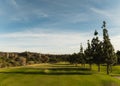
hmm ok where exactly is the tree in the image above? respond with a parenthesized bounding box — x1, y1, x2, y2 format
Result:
(19, 57, 26, 66)
(84, 40, 93, 70)
(78, 43, 85, 67)
(116, 50, 120, 64)
(40, 55, 49, 63)
(91, 30, 103, 72)
(49, 55, 58, 63)
(102, 21, 117, 74)
(69, 53, 79, 66)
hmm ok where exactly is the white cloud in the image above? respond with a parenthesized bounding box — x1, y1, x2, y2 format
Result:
(111, 35, 120, 51)
(90, 6, 120, 49)
(57, 12, 91, 24)
(10, 9, 49, 22)
(3, 0, 49, 22)
(1, 30, 119, 54)
(0, 29, 92, 54)
(90, 7, 111, 17)
(69, 13, 90, 23)
(90, 7, 120, 26)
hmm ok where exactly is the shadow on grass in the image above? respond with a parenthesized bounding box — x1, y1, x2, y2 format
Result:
(0, 67, 92, 75)
(25, 67, 91, 71)
(50, 65, 83, 68)
(53, 63, 71, 65)
(0, 68, 92, 75)
(0, 71, 92, 75)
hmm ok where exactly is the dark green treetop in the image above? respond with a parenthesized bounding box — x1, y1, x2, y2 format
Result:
(102, 21, 117, 74)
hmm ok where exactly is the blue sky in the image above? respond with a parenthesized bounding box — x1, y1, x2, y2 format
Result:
(0, 0, 120, 54)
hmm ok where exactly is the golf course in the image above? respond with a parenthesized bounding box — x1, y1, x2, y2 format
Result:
(1, 0, 120, 86)
(0, 63, 120, 86)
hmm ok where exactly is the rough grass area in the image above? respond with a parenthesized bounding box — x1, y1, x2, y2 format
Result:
(0, 63, 120, 86)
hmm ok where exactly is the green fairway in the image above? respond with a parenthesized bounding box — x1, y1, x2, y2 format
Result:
(0, 64, 120, 86)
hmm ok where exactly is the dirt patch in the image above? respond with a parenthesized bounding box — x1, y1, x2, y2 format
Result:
(114, 76, 120, 79)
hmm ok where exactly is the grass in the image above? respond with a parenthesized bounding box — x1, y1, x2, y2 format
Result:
(0, 63, 120, 86)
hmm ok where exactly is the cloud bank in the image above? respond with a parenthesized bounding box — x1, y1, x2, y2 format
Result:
(0, 29, 93, 54)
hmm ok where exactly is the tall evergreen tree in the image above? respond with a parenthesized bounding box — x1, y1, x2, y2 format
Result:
(116, 50, 120, 64)
(84, 40, 93, 70)
(102, 21, 117, 74)
(91, 30, 103, 72)
(79, 43, 85, 67)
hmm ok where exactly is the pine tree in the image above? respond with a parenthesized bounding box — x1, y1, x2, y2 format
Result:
(102, 21, 117, 74)
(116, 51, 120, 64)
(91, 30, 103, 72)
(79, 43, 85, 67)
(84, 40, 93, 70)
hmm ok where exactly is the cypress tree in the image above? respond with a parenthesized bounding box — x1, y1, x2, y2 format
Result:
(91, 30, 103, 72)
(79, 43, 85, 67)
(116, 50, 120, 64)
(102, 21, 117, 74)
(84, 40, 93, 70)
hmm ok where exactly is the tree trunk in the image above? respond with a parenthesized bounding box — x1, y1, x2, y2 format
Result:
(107, 64, 109, 75)
(89, 64, 92, 70)
(98, 64, 100, 72)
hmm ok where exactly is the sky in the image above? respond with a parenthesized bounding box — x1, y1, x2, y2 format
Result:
(0, 0, 120, 54)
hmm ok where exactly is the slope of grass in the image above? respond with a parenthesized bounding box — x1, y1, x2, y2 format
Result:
(0, 63, 120, 86)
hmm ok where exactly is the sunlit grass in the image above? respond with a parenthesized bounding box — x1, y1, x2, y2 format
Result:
(0, 63, 120, 86)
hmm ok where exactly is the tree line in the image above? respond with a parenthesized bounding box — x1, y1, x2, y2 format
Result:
(0, 51, 69, 67)
(0, 21, 119, 75)
(69, 21, 117, 75)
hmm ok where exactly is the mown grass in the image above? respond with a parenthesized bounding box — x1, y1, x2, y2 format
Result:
(0, 63, 120, 86)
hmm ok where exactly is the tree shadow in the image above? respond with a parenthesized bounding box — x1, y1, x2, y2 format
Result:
(50, 65, 82, 68)
(53, 63, 71, 65)
(0, 67, 92, 75)
(26, 67, 91, 71)
(0, 71, 92, 75)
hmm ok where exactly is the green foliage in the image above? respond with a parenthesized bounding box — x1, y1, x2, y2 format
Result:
(78, 44, 86, 67)
(102, 21, 117, 74)
(68, 44, 86, 66)
(91, 30, 103, 72)
(94, 30, 98, 36)
(69, 53, 79, 65)
(49, 56, 58, 63)
(84, 40, 93, 69)
(40, 55, 49, 63)
(116, 51, 120, 64)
